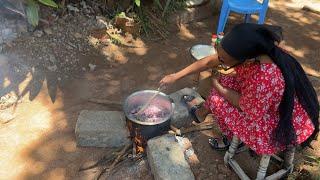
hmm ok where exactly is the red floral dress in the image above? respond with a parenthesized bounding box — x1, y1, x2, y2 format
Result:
(204, 62, 315, 154)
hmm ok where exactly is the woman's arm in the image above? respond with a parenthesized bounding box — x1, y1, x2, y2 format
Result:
(212, 73, 241, 109)
(174, 54, 220, 80)
(160, 54, 220, 87)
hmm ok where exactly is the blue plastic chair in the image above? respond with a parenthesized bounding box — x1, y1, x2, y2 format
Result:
(216, 0, 269, 34)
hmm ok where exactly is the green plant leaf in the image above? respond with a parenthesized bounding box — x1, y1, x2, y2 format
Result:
(154, 0, 163, 10)
(26, 0, 39, 27)
(135, 0, 141, 7)
(38, 0, 58, 8)
(162, 0, 171, 17)
(116, 12, 126, 18)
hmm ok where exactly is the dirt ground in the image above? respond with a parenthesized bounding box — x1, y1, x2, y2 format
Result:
(0, 0, 320, 179)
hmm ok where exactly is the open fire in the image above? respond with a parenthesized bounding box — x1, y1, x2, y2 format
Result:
(127, 120, 147, 154)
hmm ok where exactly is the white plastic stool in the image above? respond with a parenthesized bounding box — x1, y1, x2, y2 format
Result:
(224, 136, 295, 180)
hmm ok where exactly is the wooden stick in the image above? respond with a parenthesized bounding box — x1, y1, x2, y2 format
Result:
(146, 10, 165, 27)
(79, 153, 114, 172)
(135, 87, 161, 115)
(307, 74, 320, 80)
(170, 125, 181, 135)
(108, 144, 132, 173)
(145, 10, 169, 39)
(302, 5, 320, 15)
(169, 123, 214, 135)
(79, 147, 123, 172)
(147, 17, 167, 34)
(180, 124, 213, 135)
(95, 143, 131, 180)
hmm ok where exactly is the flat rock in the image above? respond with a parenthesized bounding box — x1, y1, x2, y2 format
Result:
(169, 1, 216, 25)
(75, 110, 131, 147)
(147, 134, 195, 180)
(169, 88, 205, 128)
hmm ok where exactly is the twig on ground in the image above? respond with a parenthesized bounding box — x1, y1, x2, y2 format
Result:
(307, 74, 320, 80)
(302, 5, 320, 15)
(78, 147, 123, 172)
(169, 123, 215, 135)
(145, 10, 168, 39)
(181, 124, 214, 134)
(95, 143, 132, 180)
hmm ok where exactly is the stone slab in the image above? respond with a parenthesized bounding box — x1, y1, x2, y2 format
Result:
(169, 88, 205, 128)
(147, 134, 195, 180)
(169, 1, 219, 25)
(75, 110, 131, 148)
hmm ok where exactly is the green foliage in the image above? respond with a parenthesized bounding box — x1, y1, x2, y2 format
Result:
(153, 0, 163, 10)
(116, 12, 127, 18)
(26, 0, 58, 27)
(134, 0, 141, 7)
(38, 0, 58, 8)
(26, 0, 39, 27)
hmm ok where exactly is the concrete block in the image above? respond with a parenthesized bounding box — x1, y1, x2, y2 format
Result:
(169, 88, 205, 128)
(147, 134, 195, 180)
(75, 110, 131, 148)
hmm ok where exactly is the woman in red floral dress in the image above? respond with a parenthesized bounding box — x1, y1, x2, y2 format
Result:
(160, 23, 319, 155)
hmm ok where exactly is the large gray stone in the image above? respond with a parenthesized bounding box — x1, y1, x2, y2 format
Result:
(169, 88, 205, 128)
(147, 134, 195, 180)
(169, 1, 214, 25)
(75, 110, 131, 148)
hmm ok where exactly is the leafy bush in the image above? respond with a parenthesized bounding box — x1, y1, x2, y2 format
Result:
(26, 0, 58, 26)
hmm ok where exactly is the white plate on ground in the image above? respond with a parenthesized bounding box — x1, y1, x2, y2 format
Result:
(190, 44, 216, 60)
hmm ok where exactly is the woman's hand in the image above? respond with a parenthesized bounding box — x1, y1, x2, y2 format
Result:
(159, 73, 178, 88)
(210, 70, 241, 109)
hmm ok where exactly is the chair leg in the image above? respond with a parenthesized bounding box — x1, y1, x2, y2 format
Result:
(283, 147, 295, 173)
(224, 136, 240, 165)
(256, 155, 271, 180)
(258, 9, 268, 24)
(216, 2, 230, 34)
(245, 14, 251, 23)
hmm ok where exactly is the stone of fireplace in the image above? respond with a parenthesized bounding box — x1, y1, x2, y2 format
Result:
(147, 134, 195, 180)
(75, 110, 131, 147)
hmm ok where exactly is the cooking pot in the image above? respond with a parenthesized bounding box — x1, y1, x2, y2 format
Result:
(123, 90, 174, 141)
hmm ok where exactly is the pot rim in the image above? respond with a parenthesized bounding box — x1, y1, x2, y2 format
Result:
(123, 90, 174, 125)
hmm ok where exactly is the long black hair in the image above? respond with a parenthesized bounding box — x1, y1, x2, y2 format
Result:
(220, 23, 319, 147)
